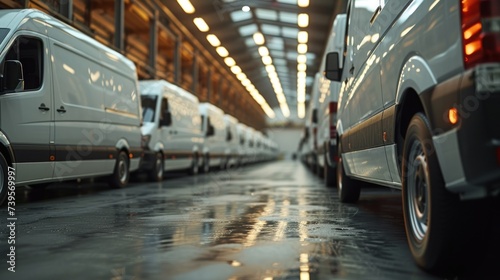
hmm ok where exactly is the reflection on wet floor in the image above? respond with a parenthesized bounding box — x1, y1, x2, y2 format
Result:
(0, 160, 498, 279)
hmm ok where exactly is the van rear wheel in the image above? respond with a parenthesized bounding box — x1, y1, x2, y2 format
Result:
(0, 153, 8, 206)
(337, 147, 360, 203)
(402, 113, 464, 273)
(109, 151, 129, 188)
(324, 153, 336, 187)
(148, 152, 164, 182)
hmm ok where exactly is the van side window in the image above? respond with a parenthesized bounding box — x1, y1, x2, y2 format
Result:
(2, 36, 44, 92)
(160, 98, 169, 122)
(226, 127, 233, 142)
(141, 95, 157, 123)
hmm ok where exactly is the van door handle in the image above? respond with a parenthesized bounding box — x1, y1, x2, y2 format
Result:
(57, 106, 66, 113)
(38, 103, 50, 111)
(349, 65, 355, 74)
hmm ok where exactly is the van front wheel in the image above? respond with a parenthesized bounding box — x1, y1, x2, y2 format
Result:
(189, 153, 199, 175)
(109, 151, 129, 188)
(148, 152, 164, 182)
(0, 153, 8, 206)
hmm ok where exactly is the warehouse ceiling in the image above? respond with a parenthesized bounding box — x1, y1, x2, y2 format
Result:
(162, 0, 347, 122)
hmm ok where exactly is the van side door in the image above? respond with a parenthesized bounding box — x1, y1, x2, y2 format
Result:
(49, 37, 108, 180)
(0, 33, 54, 183)
(344, 0, 391, 182)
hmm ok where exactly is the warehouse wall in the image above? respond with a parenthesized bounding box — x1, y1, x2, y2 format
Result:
(267, 128, 302, 160)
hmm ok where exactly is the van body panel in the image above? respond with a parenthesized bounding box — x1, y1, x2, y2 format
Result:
(139, 80, 203, 172)
(199, 102, 226, 167)
(0, 9, 142, 187)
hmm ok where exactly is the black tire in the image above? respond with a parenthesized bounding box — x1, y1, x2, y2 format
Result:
(337, 146, 360, 203)
(317, 155, 325, 178)
(148, 152, 164, 182)
(402, 113, 462, 273)
(188, 153, 199, 175)
(109, 151, 130, 188)
(0, 153, 9, 206)
(324, 152, 336, 187)
(202, 154, 210, 173)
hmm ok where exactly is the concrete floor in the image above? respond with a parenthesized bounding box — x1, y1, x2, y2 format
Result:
(0, 160, 498, 279)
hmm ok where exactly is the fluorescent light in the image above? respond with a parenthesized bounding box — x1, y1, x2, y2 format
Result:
(177, 0, 195, 14)
(297, 71, 306, 79)
(298, 13, 309, 28)
(206, 34, 220, 47)
(298, 0, 309, 8)
(298, 31, 308, 43)
(193, 17, 209, 32)
(262, 55, 272, 65)
(298, 102, 305, 118)
(297, 63, 307, 71)
(297, 43, 308, 54)
(253, 32, 265, 45)
(297, 54, 307, 63)
(237, 72, 247, 80)
(224, 57, 236, 66)
(265, 65, 276, 73)
(230, 65, 242, 74)
(258, 46, 269, 56)
(216, 46, 229, 57)
(246, 84, 255, 91)
(242, 6, 251, 12)
(280, 103, 290, 117)
(242, 78, 251, 86)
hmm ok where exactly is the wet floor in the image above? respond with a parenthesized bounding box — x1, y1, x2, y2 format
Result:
(0, 160, 498, 279)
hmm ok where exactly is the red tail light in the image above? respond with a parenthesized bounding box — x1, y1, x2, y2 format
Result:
(329, 102, 338, 139)
(461, 0, 500, 69)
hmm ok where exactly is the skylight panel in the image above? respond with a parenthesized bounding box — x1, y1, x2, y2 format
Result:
(230, 10, 252, 22)
(282, 26, 298, 38)
(279, 12, 298, 24)
(255, 9, 278, 21)
(261, 24, 281, 36)
(238, 24, 258, 37)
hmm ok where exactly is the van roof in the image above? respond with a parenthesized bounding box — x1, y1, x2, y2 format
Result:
(139, 79, 199, 103)
(0, 9, 136, 72)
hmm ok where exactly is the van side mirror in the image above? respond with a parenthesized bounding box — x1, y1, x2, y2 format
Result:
(324, 52, 342, 82)
(160, 111, 172, 126)
(1, 60, 25, 93)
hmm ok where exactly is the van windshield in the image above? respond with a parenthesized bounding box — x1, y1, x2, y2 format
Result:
(0, 28, 9, 45)
(141, 95, 157, 123)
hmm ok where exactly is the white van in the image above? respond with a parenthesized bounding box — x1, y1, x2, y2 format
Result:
(139, 80, 204, 181)
(315, 14, 346, 186)
(0, 9, 142, 205)
(198, 102, 226, 172)
(236, 123, 249, 165)
(324, 0, 500, 273)
(223, 114, 241, 168)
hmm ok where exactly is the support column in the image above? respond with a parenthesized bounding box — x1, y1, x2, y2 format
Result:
(149, 10, 158, 78)
(174, 36, 181, 84)
(192, 50, 199, 95)
(114, 0, 125, 51)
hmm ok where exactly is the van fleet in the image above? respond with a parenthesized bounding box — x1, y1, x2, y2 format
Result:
(324, 0, 500, 274)
(139, 80, 204, 181)
(0, 9, 142, 205)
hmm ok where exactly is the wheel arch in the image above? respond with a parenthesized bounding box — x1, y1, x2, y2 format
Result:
(0, 131, 15, 166)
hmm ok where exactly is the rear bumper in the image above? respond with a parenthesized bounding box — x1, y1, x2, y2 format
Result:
(428, 64, 500, 199)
